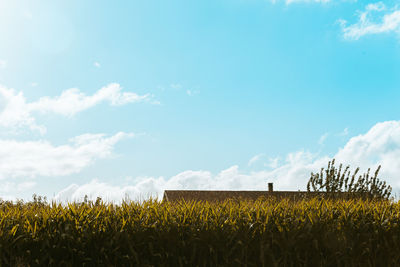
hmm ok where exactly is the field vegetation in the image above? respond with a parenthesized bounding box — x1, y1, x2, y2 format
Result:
(1, 196, 400, 266)
(0, 160, 396, 266)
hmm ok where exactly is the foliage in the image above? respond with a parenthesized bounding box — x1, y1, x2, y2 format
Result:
(1, 197, 400, 266)
(307, 159, 392, 199)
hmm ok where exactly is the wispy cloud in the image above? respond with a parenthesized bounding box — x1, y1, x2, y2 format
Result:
(158, 83, 199, 98)
(340, 2, 400, 40)
(0, 132, 133, 179)
(248, 153, 265, 166)
(54, 120, 400, 202)
(318, 132, 329, 145)
(248, 154, 281, 169)
(93, 61, 101, 68)
(0, 83, 153, 134)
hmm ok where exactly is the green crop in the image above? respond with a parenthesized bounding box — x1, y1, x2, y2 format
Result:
(1, 197, 400, 266)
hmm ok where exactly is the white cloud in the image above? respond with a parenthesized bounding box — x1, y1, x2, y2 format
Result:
(248, 153, 264, 166)
(248, 154, 281, 169)
(318, 132, 329, 145)
(55, 152, 329, 203)
(30, 82, 38, 87)
(17, 181, 36, 192)
(0, 85, 43, 133)
(0, 181, 36, 194)
(265, 157, 280, 168)
(340, 2, 400, 40)
(0, 181, 36, 201)
(30, 83, 151, 114)
(366, 2, 385, 11)
(93, 61, 101, 68)
(334, 121, 400, 188)
(0, 83, 152, 134)
(54, 120, 400, 203)
(0, 132, 133, 179)
(158, 83, 199, 98)
(55, 178, 160, 203)
(0, 59, 7, 69)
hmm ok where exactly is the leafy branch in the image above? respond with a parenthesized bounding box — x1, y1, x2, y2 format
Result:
(307, 159, 392, 199)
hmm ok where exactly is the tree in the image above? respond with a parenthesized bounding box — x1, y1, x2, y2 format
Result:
(307, 159, 392, 200)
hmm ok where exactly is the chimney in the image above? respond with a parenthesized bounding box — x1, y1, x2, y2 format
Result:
(268, 182, 273, 192)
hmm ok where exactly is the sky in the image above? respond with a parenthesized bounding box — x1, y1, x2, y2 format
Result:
(1, 0, 400, 202)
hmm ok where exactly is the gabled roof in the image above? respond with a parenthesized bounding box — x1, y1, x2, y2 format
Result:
(162, 190, 366, 202)
(163, 190, 269, 202)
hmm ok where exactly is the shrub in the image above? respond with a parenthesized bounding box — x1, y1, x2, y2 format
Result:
(307, 159, 392, 199)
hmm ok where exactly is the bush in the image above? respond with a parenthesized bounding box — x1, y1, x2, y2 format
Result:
(307, 159, 392, 199)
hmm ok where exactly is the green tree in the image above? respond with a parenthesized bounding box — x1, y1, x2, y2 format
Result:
(307, 159, 392, 199)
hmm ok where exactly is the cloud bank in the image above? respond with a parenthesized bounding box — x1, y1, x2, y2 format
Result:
(54, 120, 400, 203)
(0, 83, 151, 134)
(54, 152, 328, 203)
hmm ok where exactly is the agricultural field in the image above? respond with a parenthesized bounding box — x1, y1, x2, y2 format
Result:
(1, 197, 400, 266)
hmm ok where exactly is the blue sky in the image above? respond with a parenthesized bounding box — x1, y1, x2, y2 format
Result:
(1, 0, 400, 201)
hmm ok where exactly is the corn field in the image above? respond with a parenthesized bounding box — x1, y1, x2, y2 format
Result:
(1, 197, 400, 266)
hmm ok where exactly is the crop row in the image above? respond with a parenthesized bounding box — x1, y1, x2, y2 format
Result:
(0, 197, 400, 266)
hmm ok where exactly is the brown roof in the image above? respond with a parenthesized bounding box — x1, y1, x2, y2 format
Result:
(163, 190, 368, 202)
(163, 190, 268, 201)
(163, 190, 271, 202)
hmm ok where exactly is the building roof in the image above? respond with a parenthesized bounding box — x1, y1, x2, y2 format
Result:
(163, 190, 272, 202)
(162, 190, 365, 202)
